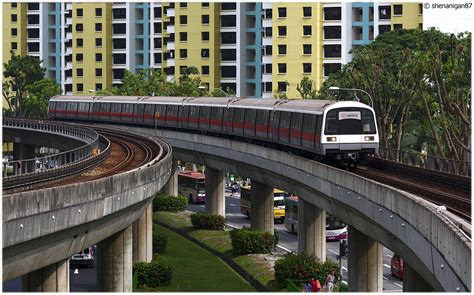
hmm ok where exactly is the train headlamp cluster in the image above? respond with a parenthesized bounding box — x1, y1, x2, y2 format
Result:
(364, 136, 374, 141)
(326, 136, 337, 142)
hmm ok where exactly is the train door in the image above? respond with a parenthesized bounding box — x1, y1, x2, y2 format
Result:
(209, 107, 223, 132)
(243, 108, 256, 137)
(289, 112, 303, 147)
(302, 114, 316, 150)
(198, 106, 211, 130)
(255, 109, 269, 140)
(232, 108, 244, 135)
(110, 103, 122, 122)
(143, 104, 155, 125)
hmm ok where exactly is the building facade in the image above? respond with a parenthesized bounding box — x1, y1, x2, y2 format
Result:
(3, 2, 422, 98)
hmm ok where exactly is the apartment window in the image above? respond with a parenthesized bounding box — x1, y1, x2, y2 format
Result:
(393, 5, 403, 15)
(180, 2, 187, 8)
(278, 63, 287, 74)
(113, 8, 126, 19)
(202, 31, 210, 41)
(202, 15, 209, 25)
(180, 15, 187, 25)
(323, 45, 341, 58)
(95, 68, 102, 77)
(113, 23, 126, 34)
(76, 53, 83, 62)
(113, 54, 126, 64)
(201, 48, 210, 58)
(27, 28, 40, 38)
(202, 2, 209, 7)
(202, 65, 209, 75)
(96, 83, 102, 91)
(153, 38, 161, 49)
(265, 82, 272, 92)
(77, 38, 83, 47)
(180, 32, 187, 42)
(77, 68, 83, 77)
(27, 14, 39, 25)
(324, 7, 341, 20)
(418, 3, 423, 15)
(221, 49, 236, 61)
(154, 23, 162, 33)
(278, 26, 287, 37)
(379, 6, 391, 19)
(264, 27, 272, 37)
(264, 64, 272, 74)
(418, 23, 423, 30)
(221, 15, 236, 27)
(324, 63, 341, 76)
(77, 84, 84, 92)
(76, 23, 83, 32)
(95, 38, 102, 47)
(303, 25, 312, 36)
(379, 25, 391, 35)
(11, 28, 17, 36)
(11, 3, 17, 8)
(96, 8, 102, 17)
(324, 26, 341, 39)
(113, 38, 126, 49)
(11, 42, 17, 50)
(303, 44, 312, 55)
(65, 84, 72, 92)
(180, 49, 187, 58)
(11, 14, 17, 22)
(278, 7, 287, 18)
(27, 43, 39, 52)
(153, 53, 162, 64)
(77, 8, 83, 17)
(95, 23, 102, 32)
(27, 3, 39, 10)
(96, 53, 102, 62)
(221, 66, 236, 78)
(303, 7, 312, 17)
(278, 45, 287, 55)
(264, 45, 272, 55)
(393, 24, 402, 30)
(221, 3, 236, 10)
(278, 82, 287, 92)
(303, 63, 312, 74)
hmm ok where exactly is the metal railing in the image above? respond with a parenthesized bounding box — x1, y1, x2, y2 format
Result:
(3, 118, 100, 178)
(378, 147, 471, 177)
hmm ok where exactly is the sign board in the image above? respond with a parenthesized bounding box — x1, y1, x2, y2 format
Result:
(338, 111, 361, 120)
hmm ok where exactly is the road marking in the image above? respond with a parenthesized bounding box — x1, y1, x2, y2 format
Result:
(280, 231, 289, 235)
(328, 249, 339, 255)
(386, 254, 393, 258)
(74, 269, 79, 274)
(394, 282, 403, 288)
(383, 276, 388, 280)
(229, 204, 236, 207)
(342, 280, 347, 285)
(383, 264, 391, 269)
(341, 266, 347, 271)
(384, 289, 403, 292)
(200, 205, 205, 208)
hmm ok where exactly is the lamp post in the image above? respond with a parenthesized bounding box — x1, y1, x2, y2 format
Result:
(329, 86, 374, 108)
(198, 85, 232, 97)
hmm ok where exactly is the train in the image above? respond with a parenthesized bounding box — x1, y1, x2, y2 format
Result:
(48, 96, 379, 162)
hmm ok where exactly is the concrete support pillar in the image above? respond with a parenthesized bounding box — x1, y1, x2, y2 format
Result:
(22, 259, 69, 292)
(297, 199, 326, 261)
(13, 143, 35, 174)
(403, 262, 434, 292)
(204, 167, 225, 216)
(97, 225, 132, 292)
(250, 181, 274, 233)
(132, 203, 153, 263)
(162, 167, 178, 196)
(348, 226, 383, 292)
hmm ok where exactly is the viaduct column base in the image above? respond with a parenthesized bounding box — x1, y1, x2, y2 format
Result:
(250, 181, 274, 233)
(348, 226, 383, 292)
(133, 203, 153, 263)
(297, 198, 326, 261)
(205, 167, 225, 216)
(22, 259, 69, 292)
(403, 262, 434, 291)
(97, 225, 132, 292)
(162, 167, 178, 196)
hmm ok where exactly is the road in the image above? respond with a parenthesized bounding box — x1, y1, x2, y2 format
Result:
(3, 193, 403, 292)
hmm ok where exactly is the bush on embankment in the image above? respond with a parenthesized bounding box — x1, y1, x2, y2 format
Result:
(229, 227, 275, 255)
(133, 257, 173, 288)
(191, 212, 226, 230)
(153, 194, 188, 212)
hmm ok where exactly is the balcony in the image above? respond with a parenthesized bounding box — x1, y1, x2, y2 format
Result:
(165, 8, 175, 17)
(166, 58, 175, 66)
(167, 42, 175, 50)
(166, 25, 175, 34)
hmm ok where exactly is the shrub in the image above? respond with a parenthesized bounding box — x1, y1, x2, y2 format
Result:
(153, 194, 187, 212)
(229, 227, 275, 255)
(133, 257, 173, 288)
(153, 231, 168, 254)
(274, 252, 340, 289)
(191, 212, 226, 230)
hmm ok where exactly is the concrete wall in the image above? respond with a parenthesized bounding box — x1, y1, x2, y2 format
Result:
(3, 134, 173, 281)
(108, 126, 470, 292)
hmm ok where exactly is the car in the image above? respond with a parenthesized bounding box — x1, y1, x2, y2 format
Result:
(391, 254, 404, 280)
(70, 246, 94, 268)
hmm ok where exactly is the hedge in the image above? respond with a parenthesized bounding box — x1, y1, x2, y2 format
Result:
(133, 257, 173, 288)
(153, 231, 169, 254)
(153, 194, 188, 212)
(274, 253, 340, 289)
(229, 227, 275, 255)
(191, 212, 226, 230)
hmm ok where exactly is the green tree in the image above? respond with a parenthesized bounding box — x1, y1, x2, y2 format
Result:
(3, 50, 46, 117)
(296, 76, 317, 99)
(24, 79, 61, 118)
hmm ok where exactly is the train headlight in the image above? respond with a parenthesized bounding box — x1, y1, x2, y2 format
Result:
(364, 136, 374, 141)
(326, 136, 337, 142)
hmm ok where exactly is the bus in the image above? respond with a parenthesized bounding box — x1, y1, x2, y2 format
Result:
(240, 186, 288, 223)
(178, 170, 206, 203)
(284, 196, 347, 241)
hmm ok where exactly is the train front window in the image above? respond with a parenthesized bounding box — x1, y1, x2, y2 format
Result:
(325, 108, 376, 135)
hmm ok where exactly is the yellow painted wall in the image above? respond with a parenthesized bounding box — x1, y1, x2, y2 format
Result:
(272, 3, 324, 99)
(71, 3, 112, 95)
(174, 3, 220, 90)
(391, 2, 423, 29)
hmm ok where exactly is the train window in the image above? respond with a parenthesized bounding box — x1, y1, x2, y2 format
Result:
(324, 110, 338, 134)
(144, 104, 154, 115)
(110, 103, 121, 116)
(302, 114, 316, 132)
(280, 112, 290, 129)
(244, 109, 256, 124)
(155, 104, 166, 123)
(190, 106, 199, 118)
(290, 112, 303, 130)
(92, 102, 100, 116)
(121, 103, 134, 121)
(57, 102, 66, 111)
(67, 102, 77, 111)
(100, 103, 110, 118)
(233, 108, 244, 123)
(210, 107, 223, 120)
(181, 105, 190, 127)
(199, 106, 211, 128)
(362, 110, 376, 134)
(49, 101, 57, 111)
(166, 105, 178, 125)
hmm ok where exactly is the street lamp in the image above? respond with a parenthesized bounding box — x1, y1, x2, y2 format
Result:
(198, 85, 232, 97)
(329, 86, 374, 108)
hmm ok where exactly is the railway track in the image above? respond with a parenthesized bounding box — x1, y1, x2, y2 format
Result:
(354, 159, 471, 221)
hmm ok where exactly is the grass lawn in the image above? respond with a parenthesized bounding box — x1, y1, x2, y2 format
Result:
(154, 211, 282, 291)
(151, 225, 256, 292)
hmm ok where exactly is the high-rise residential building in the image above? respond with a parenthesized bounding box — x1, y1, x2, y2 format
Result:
(2, 2, 423, 98)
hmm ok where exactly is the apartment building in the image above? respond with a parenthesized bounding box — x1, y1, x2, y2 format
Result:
(3, 2, 422, 98)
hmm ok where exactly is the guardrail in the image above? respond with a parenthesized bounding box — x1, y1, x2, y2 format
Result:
(378, 147, 471, 177)
(3, 118, 100, 177)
